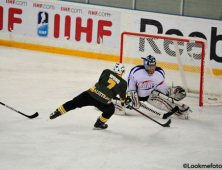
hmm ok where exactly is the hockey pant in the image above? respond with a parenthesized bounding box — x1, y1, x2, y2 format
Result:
(57, 91, 115, 123)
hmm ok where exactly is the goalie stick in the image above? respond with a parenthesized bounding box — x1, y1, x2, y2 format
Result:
(140, 103, 178, 119)
(113, 97, 177, 119)
(129, 106, 178, 127)
(0, 102, 39, 119)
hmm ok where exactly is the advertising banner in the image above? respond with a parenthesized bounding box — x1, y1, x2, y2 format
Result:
(0, 0, 121, 48)
(0, 0, 222, 70)
(131, 14, 222, 69)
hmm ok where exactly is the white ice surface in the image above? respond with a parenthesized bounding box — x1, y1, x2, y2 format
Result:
(0, 46, 222, 170)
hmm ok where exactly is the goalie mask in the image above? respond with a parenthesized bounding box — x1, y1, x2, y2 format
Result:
(113, 63, 125, 75)
(142, 55, 156, 76)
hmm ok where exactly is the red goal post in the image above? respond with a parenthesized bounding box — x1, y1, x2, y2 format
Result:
(120, 32, 222, 106)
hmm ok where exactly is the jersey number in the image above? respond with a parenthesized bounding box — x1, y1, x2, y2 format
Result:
(107, 78, 116, 89)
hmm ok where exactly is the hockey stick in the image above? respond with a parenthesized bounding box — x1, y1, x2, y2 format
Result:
(140, 103, 178, 119)
(0, 102, 39, 119)
(130, 106, 172, 127)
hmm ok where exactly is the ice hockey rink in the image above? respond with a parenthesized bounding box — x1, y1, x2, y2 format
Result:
(0, 46, 222, 170)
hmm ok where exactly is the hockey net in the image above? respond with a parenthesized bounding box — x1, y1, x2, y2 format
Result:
(120, 32, 222, 106)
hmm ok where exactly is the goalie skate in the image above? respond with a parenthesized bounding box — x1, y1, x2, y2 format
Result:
(174, 107, 191, 120)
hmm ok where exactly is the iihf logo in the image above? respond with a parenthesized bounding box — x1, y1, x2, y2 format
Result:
(37, 12, 48, 37)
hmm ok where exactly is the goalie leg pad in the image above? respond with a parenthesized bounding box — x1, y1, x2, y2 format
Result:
(147, 91, 191, 120)
(147, 91, 174, 112)
(126, 91, 140, 109)
(113, 99, 126, 116)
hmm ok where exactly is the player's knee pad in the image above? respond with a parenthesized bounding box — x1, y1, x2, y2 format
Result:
(147, 90, 191, 120)
(126, 91, 140, 109)
(113, 99, 126, 116)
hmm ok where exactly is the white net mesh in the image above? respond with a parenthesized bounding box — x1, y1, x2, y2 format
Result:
(120, 32, 222, 106)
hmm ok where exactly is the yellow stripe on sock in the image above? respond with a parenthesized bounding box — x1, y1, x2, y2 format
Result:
(89, 86, 96, 92)
(99, 115, 109, 123)
(61, 105, 67, 114)
(58, 107, 63, 115)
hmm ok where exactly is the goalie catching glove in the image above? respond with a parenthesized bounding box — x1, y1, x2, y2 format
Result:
(167, 86, 186, 101)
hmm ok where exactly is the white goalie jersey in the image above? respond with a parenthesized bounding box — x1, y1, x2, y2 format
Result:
(126, 65, 168, 97)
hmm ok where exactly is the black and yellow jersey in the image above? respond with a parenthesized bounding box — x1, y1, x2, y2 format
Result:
(87, 69, 127, 104)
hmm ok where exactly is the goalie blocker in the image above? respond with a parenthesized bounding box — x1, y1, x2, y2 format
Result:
(113, 91, 140, 116)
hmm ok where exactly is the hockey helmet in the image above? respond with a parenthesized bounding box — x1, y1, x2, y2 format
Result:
(113, 63, 125, 75)
(142, 55, 156, 76)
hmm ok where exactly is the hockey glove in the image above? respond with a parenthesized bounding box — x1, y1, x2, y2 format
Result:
(167, 86, 186, 101)
(125, 96, 132, 109)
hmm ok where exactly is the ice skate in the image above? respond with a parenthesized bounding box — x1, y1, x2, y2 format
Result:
(49, 110, 61, 119)
(93, 117, 108, 130)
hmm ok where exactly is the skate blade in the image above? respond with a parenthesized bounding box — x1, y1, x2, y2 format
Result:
(93, 127, 107, 130)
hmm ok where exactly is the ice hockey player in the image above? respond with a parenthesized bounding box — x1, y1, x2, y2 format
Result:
(49, 63, 127, 129)
(116, 55, 191, 119)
